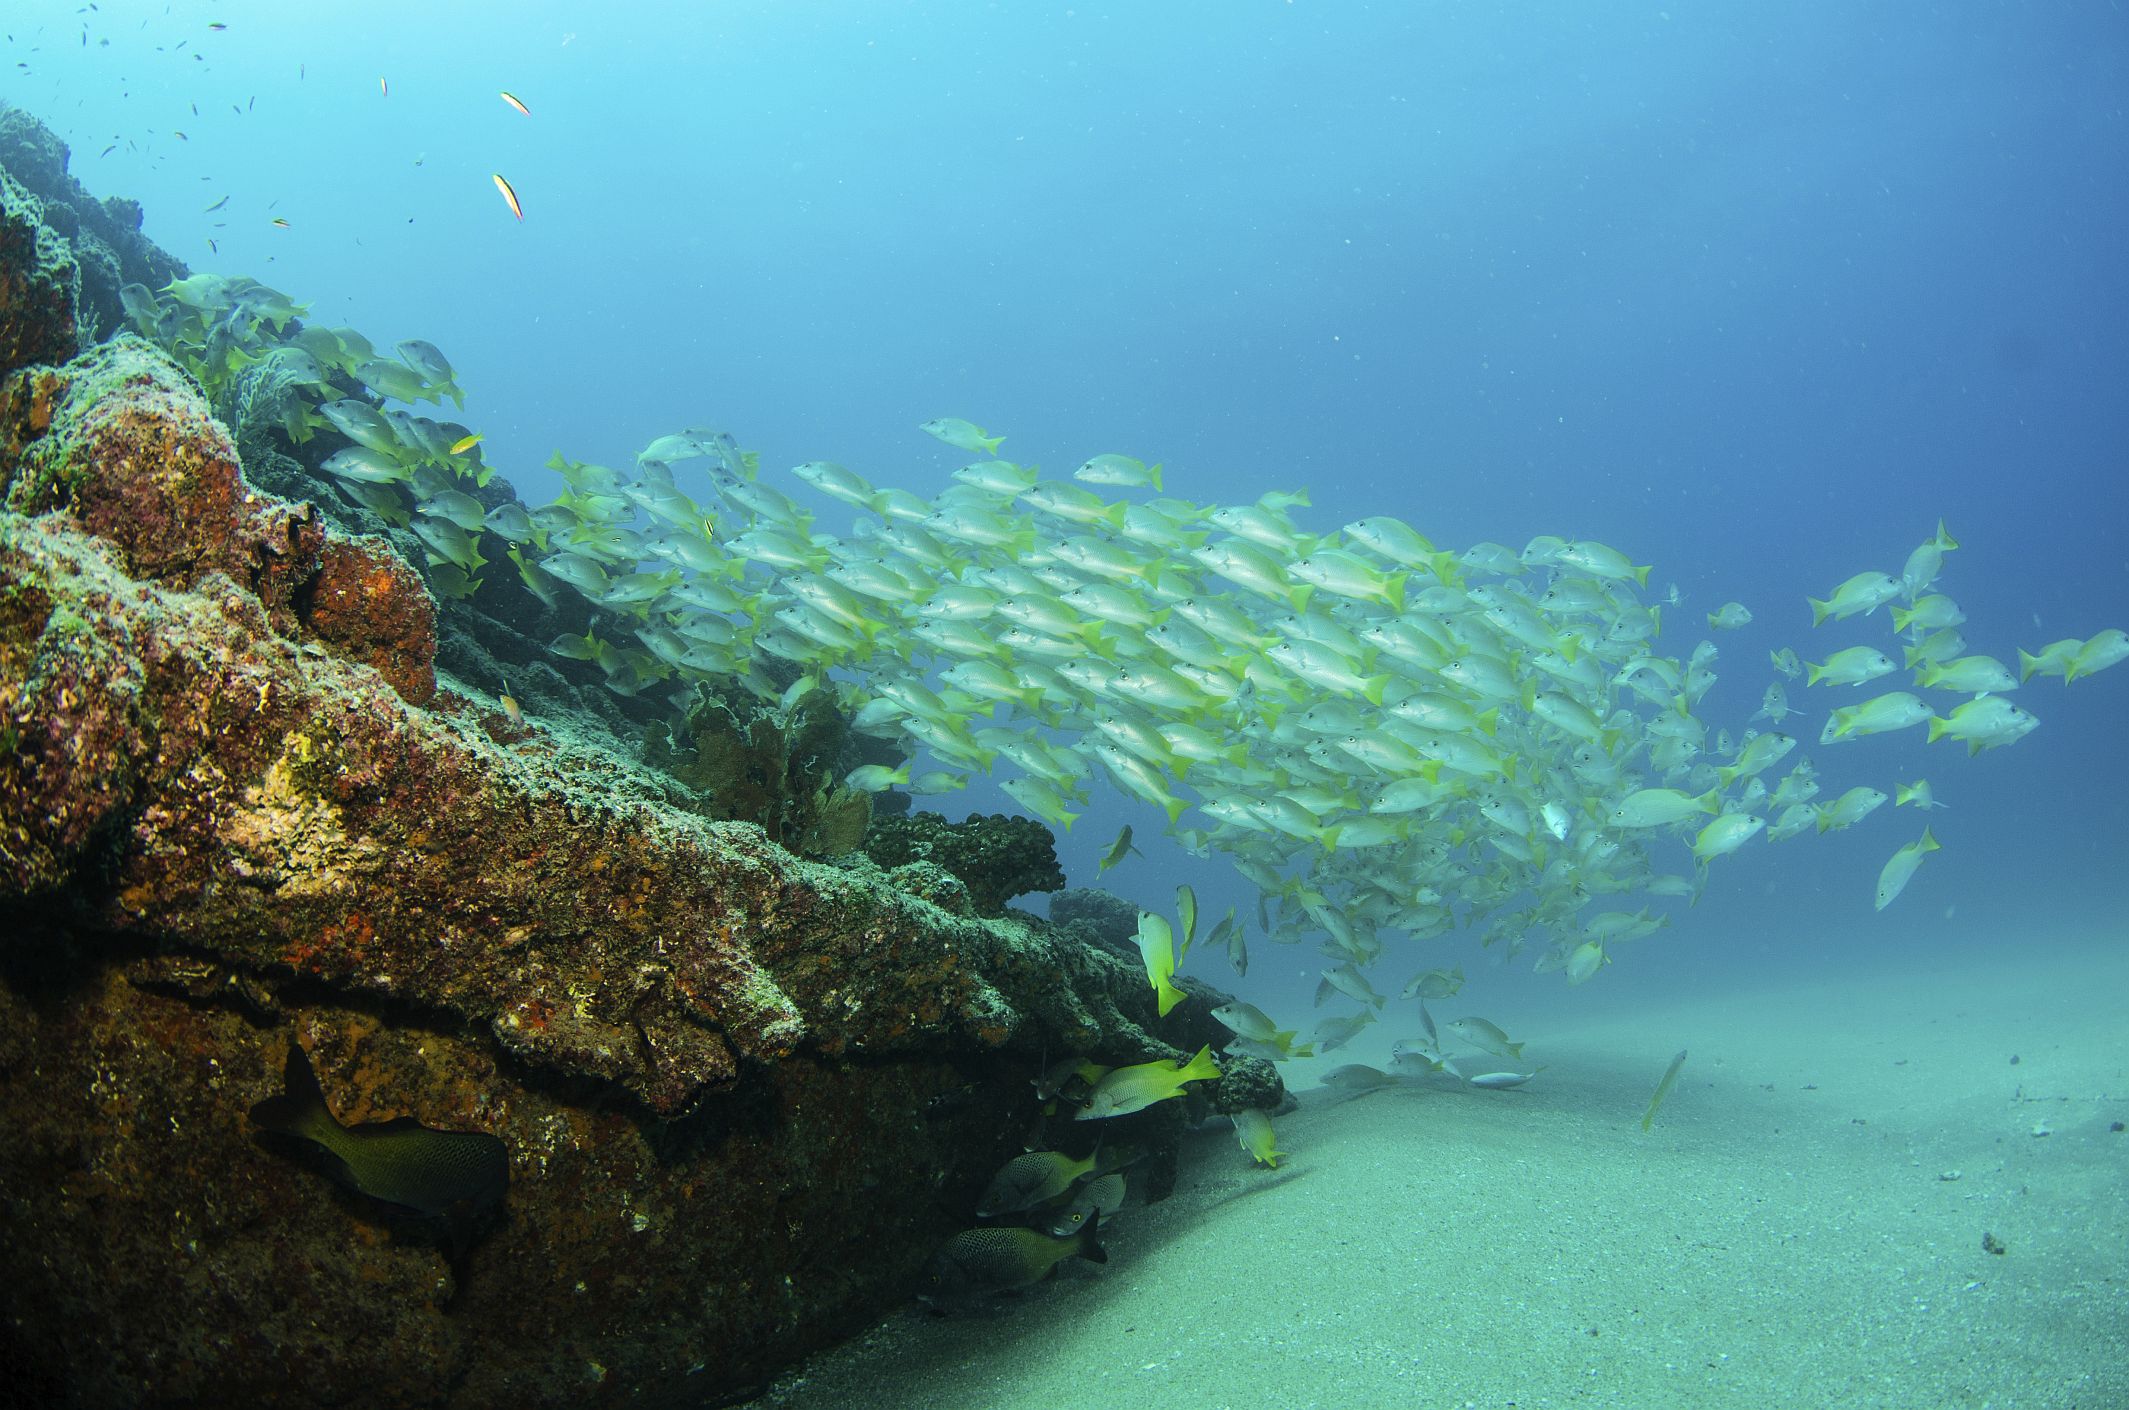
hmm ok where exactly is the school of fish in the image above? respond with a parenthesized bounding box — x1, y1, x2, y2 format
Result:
(115, 263, 2127, 1079)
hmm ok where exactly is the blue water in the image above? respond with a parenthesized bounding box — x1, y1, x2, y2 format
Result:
(8, 1, 2125, 1024)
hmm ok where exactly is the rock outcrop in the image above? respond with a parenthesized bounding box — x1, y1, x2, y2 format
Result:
(0, 106, 1262, 1408)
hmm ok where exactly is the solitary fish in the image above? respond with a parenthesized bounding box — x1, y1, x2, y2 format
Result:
(920, 417, 1004, 455)
(1641, 1049, 1688, 1132)
(1444, 1016, 1525, 1061)
(1097, 824, 1139, 873)
(1707, 602, 1753, 630)
(1043, 1172, 1126, 1236)
(1073, 1046, 1220, 1120)
(499, 90, 531, 116)
(493, 172, 524, 221)
(977, 1147, 1104, 1217)
(248, 1043, 508, 1220)
(1231, 1109, 1284, 1167)
(1467, 1069, 1544, 1089)
(925, 1214, 1105, 1298)
(1874, 828, 1941, 911)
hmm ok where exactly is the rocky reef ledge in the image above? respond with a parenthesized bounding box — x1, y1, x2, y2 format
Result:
(0, 120, 1252, 1408)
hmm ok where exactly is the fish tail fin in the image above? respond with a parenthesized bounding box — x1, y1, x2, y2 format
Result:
(1383, 572, 1408, 614)
(1805, 662, 1825, 686)
(1148, 462, 1164, 493)
(1633, 564, 1650, 588)
(1890, 605, 1916, 634)
(1101, 501, 1128, 531)
(1155, 976, 1186, 1017)
(1920, 827, 1941, 853)
(982, 434, 1005, 456)
(1925, 716, 1949, 744)
(1160, 795, 1188, 828)
(1935, 520, 1959, 551)
(1475, 708, 1499, 737)
(1361, 675, 1390, 707)
(1176, 1045, 1222, 1085)
(1076, 1210, 1108, 1264)
(248, 1042, 336, 1146)
(2016, 649, 2041, 682)
(1808, 597, 1831, 627)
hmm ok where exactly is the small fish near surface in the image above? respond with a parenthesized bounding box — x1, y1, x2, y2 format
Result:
(249, 1041, 508, 1250)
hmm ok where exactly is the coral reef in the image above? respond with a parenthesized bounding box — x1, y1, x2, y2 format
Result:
(1049, 886, 1147, 953)
(860, 810, 1068, 918)
(0, 101, 1293, 1408)
(0, 101, 184, 344)
(646, 676, 886, 859)
(0, 125, 1274, 1405)
(0, 167, 80, 373)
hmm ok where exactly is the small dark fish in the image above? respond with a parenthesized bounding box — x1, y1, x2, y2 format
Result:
(99, 143, 115, 157)
(203, 195, 227, 212)
(206, 238, 217, 253)
(249, 1042, 508, 1221)
(924, 1213, 1104, 1301)
(270, 217, 290, 229)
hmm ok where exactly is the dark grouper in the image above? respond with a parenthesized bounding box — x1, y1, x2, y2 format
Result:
(924, 1213, 1106, 1303)
(249, 1042, 508, 1222)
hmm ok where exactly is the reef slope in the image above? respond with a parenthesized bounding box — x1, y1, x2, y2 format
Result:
(0, 120, 1229, 1408)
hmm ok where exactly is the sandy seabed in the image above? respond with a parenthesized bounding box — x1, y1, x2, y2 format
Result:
(754, 938, 2128, 1410)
